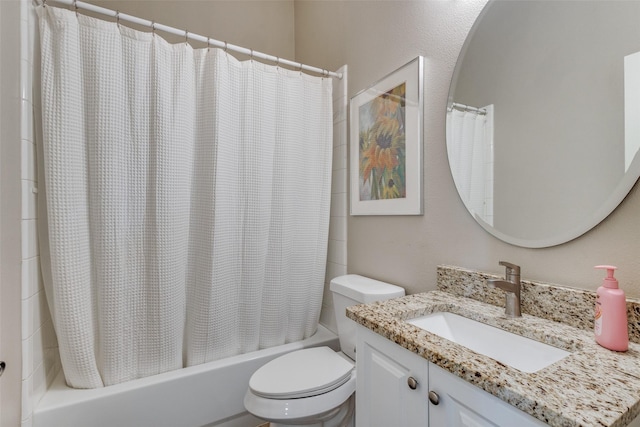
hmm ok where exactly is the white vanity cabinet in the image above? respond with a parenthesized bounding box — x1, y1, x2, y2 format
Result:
(356, 326, 429, 427)
(428, 363, 547, 427)
(355, 325, 547, 427)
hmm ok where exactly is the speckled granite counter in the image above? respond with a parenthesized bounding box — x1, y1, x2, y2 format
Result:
(346, 267, 640, 427)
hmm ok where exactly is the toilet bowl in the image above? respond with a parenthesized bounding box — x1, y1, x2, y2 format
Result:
(244, 275, 405, 427)
(244, 347, 355, 427)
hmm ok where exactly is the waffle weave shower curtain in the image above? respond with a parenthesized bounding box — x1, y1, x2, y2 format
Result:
(38, 6, 332, 389)
(446, 108, 493, 225)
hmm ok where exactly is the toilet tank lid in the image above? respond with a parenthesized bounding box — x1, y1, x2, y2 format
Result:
(330, 274, 405, 303)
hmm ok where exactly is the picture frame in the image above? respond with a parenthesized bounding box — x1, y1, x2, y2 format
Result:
(349, 56, 424, 216)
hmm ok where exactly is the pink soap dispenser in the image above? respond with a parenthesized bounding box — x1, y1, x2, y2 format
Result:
(594, 265, 628, 352)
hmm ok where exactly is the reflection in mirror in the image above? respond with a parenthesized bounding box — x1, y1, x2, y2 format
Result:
(447, 0, 640, 248)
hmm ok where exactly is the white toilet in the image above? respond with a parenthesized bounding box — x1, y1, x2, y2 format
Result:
(244, 274, 405, 427)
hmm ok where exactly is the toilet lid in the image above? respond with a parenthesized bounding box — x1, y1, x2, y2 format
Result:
(249, 346, 354, 399)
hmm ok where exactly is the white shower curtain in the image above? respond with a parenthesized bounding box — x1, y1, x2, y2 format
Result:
(38, 6, 333, 389)
(446, 107, 493, 225)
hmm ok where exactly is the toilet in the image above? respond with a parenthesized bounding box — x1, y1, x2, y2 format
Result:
(244, 274, 405, 427)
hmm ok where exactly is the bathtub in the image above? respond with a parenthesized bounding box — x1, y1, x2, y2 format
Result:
(33, 325, 339, 427)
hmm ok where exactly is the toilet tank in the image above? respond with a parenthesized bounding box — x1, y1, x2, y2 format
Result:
(330, 275, 405, 360)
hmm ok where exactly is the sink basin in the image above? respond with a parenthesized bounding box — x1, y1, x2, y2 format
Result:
(407, 312, 570, 373)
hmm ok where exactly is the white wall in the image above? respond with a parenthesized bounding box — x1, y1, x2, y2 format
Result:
(296, 0, 640, 297)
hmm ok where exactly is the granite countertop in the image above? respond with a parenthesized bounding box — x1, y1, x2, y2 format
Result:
(347, 290, 640, 427)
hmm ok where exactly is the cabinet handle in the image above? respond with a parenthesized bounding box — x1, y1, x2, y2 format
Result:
(407, 376, 418, 390)
(428, 390, 440, 405)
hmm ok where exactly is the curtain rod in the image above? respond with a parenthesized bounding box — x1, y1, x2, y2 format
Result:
(40, 0, 343, 80)
(448, 102, 487, 115)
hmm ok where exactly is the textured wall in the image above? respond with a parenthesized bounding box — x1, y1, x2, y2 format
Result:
(90, 0, 295, 60)
(295, 0, 640, 298)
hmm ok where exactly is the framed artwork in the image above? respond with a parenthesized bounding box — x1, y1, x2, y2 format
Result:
(349, 56, 424, 215)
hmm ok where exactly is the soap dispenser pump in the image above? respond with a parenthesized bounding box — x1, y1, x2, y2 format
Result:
(594, 265, 628, 352)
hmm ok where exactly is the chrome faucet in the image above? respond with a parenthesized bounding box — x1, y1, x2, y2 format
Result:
(487, 261, 522, 317)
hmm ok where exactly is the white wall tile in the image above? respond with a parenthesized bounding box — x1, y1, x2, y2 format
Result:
(21, 374, 33, 422)
(32, 64, 41, 109)
(331, 168, 347, 194)
(31, 328, 43, 380)
(332, 95, 347, 123)
(333, 120, 346, 148)
(21, 257, 43, 300)
(31, 362, 47, 407)
(21, 99, 34, 143)
(21, 140, 36, 181)
(20, 261, 38, 300)
(319, 304, 337, 334)
(21, 298, 32, 347)
(41, 319, 58, 349)
(330, 193, 347, 218)
(332, 143, 347, 171)
(326, 262, 348, 283)
(22, 337, 32, 381)
(328, 239, 347, 265)
(21, 59, 33, 102)
(21, 219, 39, 259)
(328, 216, 346, 242)
(44, 351, 61, 388)
(21, 180, 37, 220)
(21, 290, 47, 343)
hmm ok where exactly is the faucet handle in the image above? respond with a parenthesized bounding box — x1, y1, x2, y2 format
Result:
(498, 261, 520, 277)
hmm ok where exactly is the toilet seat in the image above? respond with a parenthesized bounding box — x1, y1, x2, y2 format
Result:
(249, 346, 354, 399)
(244, 370, 356, 423)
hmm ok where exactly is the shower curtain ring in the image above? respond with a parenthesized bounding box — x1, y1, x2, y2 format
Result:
(151, 21, 156, 36)
(224, 41, 228, 53)
(207, 37, 211, 52)
(115, 10, 120, 27)
(250, 49, 254, 61)
(275, 57, 280, 68)
(184, 29, 189, 45)
(73, 0, 78, 15)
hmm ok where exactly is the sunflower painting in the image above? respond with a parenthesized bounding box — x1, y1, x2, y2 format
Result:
(350, 56, 423, 216)
(358, 83, 406, 201)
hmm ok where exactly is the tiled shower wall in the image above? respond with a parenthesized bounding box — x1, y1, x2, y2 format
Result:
(320, 66, 348, 334)
(21, 1, 61, 426)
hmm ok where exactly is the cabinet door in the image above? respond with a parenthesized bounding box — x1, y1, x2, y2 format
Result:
(428, 364, 547, 427)
(356, 326, 428, 427)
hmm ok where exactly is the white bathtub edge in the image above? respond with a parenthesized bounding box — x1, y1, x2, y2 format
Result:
(34, 325, 339, 427)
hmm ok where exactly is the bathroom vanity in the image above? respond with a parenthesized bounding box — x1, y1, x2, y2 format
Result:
(349, 266, 640, 427)
(356, 325, 545, 426)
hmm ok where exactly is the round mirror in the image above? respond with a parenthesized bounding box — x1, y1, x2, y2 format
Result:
(447, 0, 640, 248)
